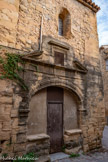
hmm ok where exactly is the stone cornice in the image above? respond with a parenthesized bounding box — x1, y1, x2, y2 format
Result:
(77, 0, 100, 13)
(23, 57, 87, 74)
(48, 40, 70, 50)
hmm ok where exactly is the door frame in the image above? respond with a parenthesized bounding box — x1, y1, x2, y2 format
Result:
(47, 87, 64, 153)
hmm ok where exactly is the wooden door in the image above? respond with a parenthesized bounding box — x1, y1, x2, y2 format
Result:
(47, 87, 63, 153)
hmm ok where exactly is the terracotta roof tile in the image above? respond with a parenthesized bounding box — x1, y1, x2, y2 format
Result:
(77, 0, 100, 12)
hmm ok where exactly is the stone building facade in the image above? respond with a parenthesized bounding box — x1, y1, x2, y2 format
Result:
(0, 0, 106, 161)
(100, 45, 108, 123)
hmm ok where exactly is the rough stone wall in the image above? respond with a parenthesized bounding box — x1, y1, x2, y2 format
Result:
(0, 46, 26, 156)
(0, 0, 20, 48)
(15, 0, 99, 59)
(100, 46, 108, 118)
(0, 0, 106, 160)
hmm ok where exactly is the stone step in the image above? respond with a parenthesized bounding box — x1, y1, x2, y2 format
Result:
(50, 152, 69, 162)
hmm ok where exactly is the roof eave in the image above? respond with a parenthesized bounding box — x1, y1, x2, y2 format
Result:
(77, 0, 100, 13)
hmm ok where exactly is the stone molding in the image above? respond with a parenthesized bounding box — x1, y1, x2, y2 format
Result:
(30, 77, 83, 103)
(23, 57, 87, 74)
(65, 129, 82, 135)
(48, 40, 70, 50)
(27, 134, 50, 142)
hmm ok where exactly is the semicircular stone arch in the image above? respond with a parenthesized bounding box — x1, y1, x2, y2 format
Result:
(30, 78, 84, 104)
(27, 78, 84, 137)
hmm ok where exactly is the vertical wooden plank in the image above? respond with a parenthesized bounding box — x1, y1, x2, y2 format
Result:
(47, 103, 63, 153)
(47, 87, 63, 153)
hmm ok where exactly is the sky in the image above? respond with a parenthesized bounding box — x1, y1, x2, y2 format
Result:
(92, 0, 108, 46)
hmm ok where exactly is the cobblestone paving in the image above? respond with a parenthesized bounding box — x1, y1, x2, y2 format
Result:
(56, 151, 108, 162)
(53, 126, 108, 162)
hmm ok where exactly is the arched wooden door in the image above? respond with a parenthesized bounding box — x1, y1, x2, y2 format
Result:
(47, 87, 63, 153)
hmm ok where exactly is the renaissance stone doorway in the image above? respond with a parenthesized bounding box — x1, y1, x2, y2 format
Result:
(47, 87, 63, 153)
(27, 86, 79, 154)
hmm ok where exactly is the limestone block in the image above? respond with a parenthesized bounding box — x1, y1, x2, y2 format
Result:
(0, 131, 10, 140)
(36, 5, 43, 13)
(65, 129, 82, 136)
(83, 144, 89, 152)
(2, 122, 11, 131)
(28, 0, 32, 3)
(13, 94, 22, 109)
(5, 105, 12, 115)
(0, 20, 16, 30)
(17, 133, 27, 143)
(85, 37, 99, 58)
(14, 143, 26, 153)
(65, 146, 82, 154)
(0, 123, 3, 129)
(0, 115, 11, 122)
(11, 128, 19, 135)
(0, 96, 13, 104)
(18, 36, 26, 44)
(12, 135, 17, 143)
(0, 0, 19, 47)
(27, 134, 50, 142)
(11, 109, 18, 118)
(0, 80, 13, 94)
(0, 104, 5, 114)
(64, 134, 81, 142)
(0, 1, 17, 12)
(12, 118, 18, 129)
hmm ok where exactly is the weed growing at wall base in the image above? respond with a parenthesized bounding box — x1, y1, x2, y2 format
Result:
(69, 153, 80, 158)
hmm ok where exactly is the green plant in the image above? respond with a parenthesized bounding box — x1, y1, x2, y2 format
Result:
(13, 152, 38, 162)
(6, 143, 11, 147)
(0, 53, 28, 90)
(62, 145, 66, 152)
(69, 153, 80, 158)
(2, 153, 8, 158)
(82, 152, 85, 155)
(31, 64, 38, 71)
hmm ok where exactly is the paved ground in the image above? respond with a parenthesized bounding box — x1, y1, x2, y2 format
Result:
(51, 126, 108, 162)
(102, 126, 108, 149)
(56, 151, 108, 162)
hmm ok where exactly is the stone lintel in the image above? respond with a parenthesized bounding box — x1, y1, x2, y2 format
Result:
(48, 40, 70, 50)
(65, 129, 82, 136)
(27, 134, 50, 142)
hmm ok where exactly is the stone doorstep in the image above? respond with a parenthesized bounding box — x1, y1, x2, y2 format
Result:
(65, 129, 82, 136)
(27, 134, 50, 142)
(50, 152, 69, 162)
